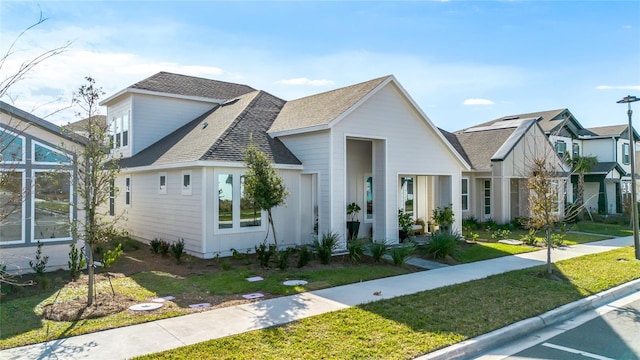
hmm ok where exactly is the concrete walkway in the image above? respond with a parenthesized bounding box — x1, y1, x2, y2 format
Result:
(0, 236, 635, 360)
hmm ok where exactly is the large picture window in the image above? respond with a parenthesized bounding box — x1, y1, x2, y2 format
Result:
(216, 171, 265, 232)
(33, 171, 71, 241)
(0, 172, 24, 244)
(240, 175, 261, 227)
(218, 174, 233, 229)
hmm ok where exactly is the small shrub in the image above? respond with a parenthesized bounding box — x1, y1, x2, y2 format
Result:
(150, 238, 162, 254)
(424, 232, 461, 259)
(547, 233, 565, 248)
(220, 259, 232, 271)
(491, 229, 511, 240)
(296, 246, 312, 268)
(159, 240, 170, 256)
(347, 239, 366, 262)
(520, 230, 538, 246)
(169, 239, 186, 264)
(29, 241, 49, 289)
(369, 241, 388, 262)
(68, 243, 86, 281)
(277, 248, 291, 270)
(314, 232, 339, 265)
(103, 243, 123, 268)
(255, 243, 277, 268)
(462, 217, 480, 231)
(467, 232, 480, 242)
(482, 219, 498, 231)
(390, 244, 415, 265)
(231, 248, 244, 260)
(117, 237, 139, 251)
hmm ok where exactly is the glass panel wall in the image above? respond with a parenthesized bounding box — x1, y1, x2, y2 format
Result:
(34, 172, 71, 240)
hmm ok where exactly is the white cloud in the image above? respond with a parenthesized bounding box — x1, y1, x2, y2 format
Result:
(278, 78, 335, 86)
(596, 85, 640, 90)
(463, 98, 495, 105)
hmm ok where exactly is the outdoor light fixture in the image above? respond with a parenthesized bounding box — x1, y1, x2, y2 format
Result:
(617, 95, 640, 260)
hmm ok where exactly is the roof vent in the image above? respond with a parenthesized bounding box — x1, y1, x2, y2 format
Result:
(202, 121, 208, 129)
(502, 115, 519, 121)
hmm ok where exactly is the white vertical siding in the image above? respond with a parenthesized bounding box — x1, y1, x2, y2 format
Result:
(333, 83, 464, 241)
(131, 95, 216, 156)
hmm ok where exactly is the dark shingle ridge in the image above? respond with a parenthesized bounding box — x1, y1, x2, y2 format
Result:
(439, 128, 471, 167)
(129, 72, 256, 100)
(201, 91, 301, 165)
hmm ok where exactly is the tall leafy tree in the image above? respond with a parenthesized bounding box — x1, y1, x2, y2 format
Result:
(243, 141, 289, 247)
(68, 77, 123, 306)
(568, 155, 598, 219)
(528, 158, 560, 275)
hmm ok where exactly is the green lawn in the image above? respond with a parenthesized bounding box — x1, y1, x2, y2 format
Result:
(0, 265, 411, 350)
(571, 222, 633, 237)
(136, 247, 640, 360)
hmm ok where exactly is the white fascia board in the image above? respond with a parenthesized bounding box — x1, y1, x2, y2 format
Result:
(120, 160, 303, 173)
(100, 88, 224, 106)
(269, 124, 330, 137)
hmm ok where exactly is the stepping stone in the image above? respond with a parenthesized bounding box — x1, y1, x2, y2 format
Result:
(246, 276, 264, 282)
(498, 239, 524, 245)
(189, 303, 211, 309)
(242, 292, 264, 299)
(151, 296, 175, 303)
(129, 303, 163, 311)
(282, 280, 308, 286)
(405, 257, 450, 270)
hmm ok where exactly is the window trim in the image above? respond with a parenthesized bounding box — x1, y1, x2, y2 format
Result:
(0, 170, 26, 245)
(181, 170, 192, 196)
(461, 177, 469, 211)
(214, 169, 266, 234)
(158, 172, 167, 194)
(31, 169, 73, 243)
(555, 140, 567, 157)
(0, 127, 26, 164)
(125, 176, 131, 206)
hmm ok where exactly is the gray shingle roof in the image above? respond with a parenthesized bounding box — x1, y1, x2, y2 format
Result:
(586, 125, 628, 137)
(129, 71, 256, 100)
(451, 127, 517, 170)
(118, 91, 301, 168)
(268, 76, 390, 134)
(469, 109, 585, 136)
(588, 161, 626, 176)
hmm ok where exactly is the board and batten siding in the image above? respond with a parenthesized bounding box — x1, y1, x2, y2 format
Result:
(117, 168, 203, 255)
(130, 94, 217, 156)
(277, 131, 331, 239)
(202, 167, 301, 258)
(332, 82, 464, 241)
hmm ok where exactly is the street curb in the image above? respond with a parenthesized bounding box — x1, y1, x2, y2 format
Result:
(416, 278, 640, 360)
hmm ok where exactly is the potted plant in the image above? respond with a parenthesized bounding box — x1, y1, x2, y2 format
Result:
(398, 209, 413, 242)
(346, 202, 361, 240)
(432, 204, 454, 233)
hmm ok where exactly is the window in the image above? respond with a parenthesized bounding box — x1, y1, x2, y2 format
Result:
(240, 176, 261, 227)
(365, 175, 373, 221)
(33, 171, 71, 241)
(483, 180, 491, 219)
(218, 174, 233, 229)
(158, 172, 167, 194)
(216, 171, 265, 231)
(461, 178, 469, 211)
(109, 179, 115, 216)
(125, 176, 131, 206)
(182, 171, 192, 195)
(33, 142, 70, 164)
(572, 143, 580, 157)
(109, 112, 130, 149)
(0, 130, 24, 162)
(555, 140, 567, 157)
(0, 171, 24, 244)
(623, 143, 630, 165)
(400, 176, 414, 217)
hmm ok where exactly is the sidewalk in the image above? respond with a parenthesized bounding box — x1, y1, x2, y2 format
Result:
(1, 236, 635, 360)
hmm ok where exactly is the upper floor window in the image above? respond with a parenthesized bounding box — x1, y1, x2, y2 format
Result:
(623, 143, 630, 165)
(182, 171, 192, 195)
(555, 140, 567, 158)
(158, 172, 167, 194)
(0, 129, 24, 163)
(572, 143, 580, 158)
(109, 113, 129, 149)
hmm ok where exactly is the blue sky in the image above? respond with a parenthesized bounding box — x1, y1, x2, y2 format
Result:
(2, 1, 639, 131)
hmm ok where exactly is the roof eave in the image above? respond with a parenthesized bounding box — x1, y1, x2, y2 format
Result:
(100, 88, 225, 106)
(269, 124, 330, 137)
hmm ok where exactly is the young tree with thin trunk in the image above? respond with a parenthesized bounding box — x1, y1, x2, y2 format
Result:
(68, 76, 123, 306)
(568, 155, 598, 220)
(528, 158, 561, 275)
(243, 141, 289, 247)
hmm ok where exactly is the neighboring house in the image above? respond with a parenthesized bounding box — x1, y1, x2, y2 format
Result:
(444, 117, 567, 224)
(0, 101, 81, 273)
(101, 72, 469, 258)
(580, 124, 639, 215)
